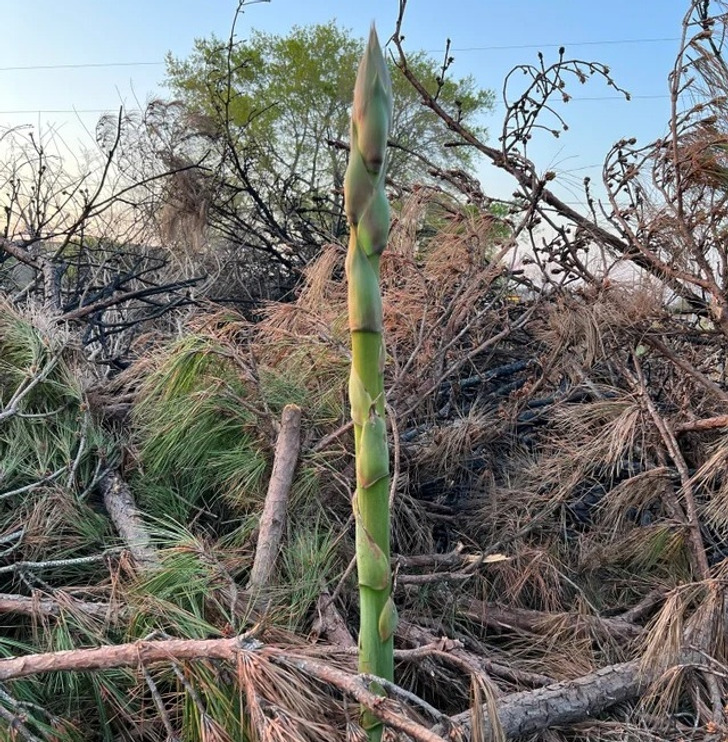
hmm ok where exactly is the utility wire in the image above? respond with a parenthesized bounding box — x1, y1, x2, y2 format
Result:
(0, 109, 114, 114)
(432, 37, 681, 52)
(0, 62, 163, 72)
(0, 93, 672, 115)
(0, 37, 683, 73)
(0, 35, 680, 117)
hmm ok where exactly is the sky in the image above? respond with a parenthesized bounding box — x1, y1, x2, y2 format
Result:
(1, 0, 690, 204)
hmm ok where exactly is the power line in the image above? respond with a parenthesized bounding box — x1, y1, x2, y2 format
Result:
(0, 92, 674, 116)
(0, 61, 163, 72)
(0, 37, 684, 73)
(432, 36, 681, 53)
(569, 94, 669, 101)
(0, 109, 112, 115)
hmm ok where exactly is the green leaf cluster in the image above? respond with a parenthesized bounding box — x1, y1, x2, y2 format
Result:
(165, 21, 494, 191)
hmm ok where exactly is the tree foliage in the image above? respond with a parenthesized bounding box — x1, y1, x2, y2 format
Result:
(166, 22, 491, 181)
(156, 21, 493, 298)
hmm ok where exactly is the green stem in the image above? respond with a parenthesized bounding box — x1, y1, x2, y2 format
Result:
(344, 27, 394, 741)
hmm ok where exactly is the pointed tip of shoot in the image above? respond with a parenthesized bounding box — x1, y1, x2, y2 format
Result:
(352, 26, 393, 176)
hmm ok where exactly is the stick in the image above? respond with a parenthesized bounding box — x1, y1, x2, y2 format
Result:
(98, 471, 160, 571)
(248, 404, 302, 590)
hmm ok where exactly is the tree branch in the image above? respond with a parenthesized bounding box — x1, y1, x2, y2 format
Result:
(98, 470, 160, 571)
(248, 404, 302, 591)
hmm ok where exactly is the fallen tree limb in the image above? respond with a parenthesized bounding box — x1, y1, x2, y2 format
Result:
(0, 634, 258, 681)
(484, 602, 639, 638)
(248, 404, 302, 591)
(275, 654, 449, 742)
(98, 470, 159, 570)
(398, 620, 554, 688)
(463, 600, 643, 641)
(434, 659, 649, 740)
(0, 592, 117, 621)
(0, 626, 673, 741)
(0, 634, 446, 742)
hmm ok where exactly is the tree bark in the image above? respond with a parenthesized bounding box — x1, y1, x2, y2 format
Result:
(312, 589, 356, 648)
(248, 404, 302, 591)
(0, 635, 251, 680)
(42, 259, 63, 313)
(434, 659, 650, 740)
(0, 592, 116, 620)
(98, 470, 159, 570)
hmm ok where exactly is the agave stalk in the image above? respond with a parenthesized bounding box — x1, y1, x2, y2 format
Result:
(344, 26, 395, 741)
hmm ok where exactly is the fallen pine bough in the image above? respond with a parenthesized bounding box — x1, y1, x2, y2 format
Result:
(0, 631, 667, 741)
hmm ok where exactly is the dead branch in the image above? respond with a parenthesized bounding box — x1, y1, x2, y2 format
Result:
(0, 634, 259, 681)
(60, 277, 200, 323)
(0, 619, 649, 741)
(463, 600, 643, 641)
(142, 665, 180, 742)
(0, 592, 118, 621)
(0, 633, 447, 742)
(397, 620, 554, 688)
(645, 336, 728, 404)
(312, 589, 356, 648)
(248, 404, 302, 591)
(274, 653, 451, 742)
(0, 352, 62, 424)
(98, 470, 160, 571)
(436, 659, 649, 740)
(675, 414, 728, 433)
(392, 0, 716, 316)
(0, 238, 39, 269)
(311, 420, 353, 453)
(628, 355, 711, 580)
(617, 589, 666, 624)
(0, 552, 119, 577)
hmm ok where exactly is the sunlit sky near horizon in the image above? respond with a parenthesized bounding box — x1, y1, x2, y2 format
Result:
(1, 1, 689, 204)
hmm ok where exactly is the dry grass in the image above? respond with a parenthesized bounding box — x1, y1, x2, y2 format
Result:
(3, 186, 728, 740)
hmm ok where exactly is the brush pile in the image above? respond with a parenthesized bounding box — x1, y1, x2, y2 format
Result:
(0, 181, 727, 741)
(3, 1, 728, 739)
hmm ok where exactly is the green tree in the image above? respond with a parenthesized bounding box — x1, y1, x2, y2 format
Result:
(158, 22, 493, 299)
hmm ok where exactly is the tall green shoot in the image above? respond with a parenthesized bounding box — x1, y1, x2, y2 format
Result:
(344, 26, 395, 742)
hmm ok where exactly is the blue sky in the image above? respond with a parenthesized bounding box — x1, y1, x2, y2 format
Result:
(1, 1, 688, 202)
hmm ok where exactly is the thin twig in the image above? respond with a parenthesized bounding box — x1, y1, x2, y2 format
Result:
(312, 420, 354, 453)
(66, 409, 90, 490)
(329, 556, 357, 606)
(0, 551, 120, 576)
(645, 336, 728, 404)
(0, 466, 67, 500)
(629, 353, 711, 579)
(142, 666, 181, 742)
(0, 353, 62, 424)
